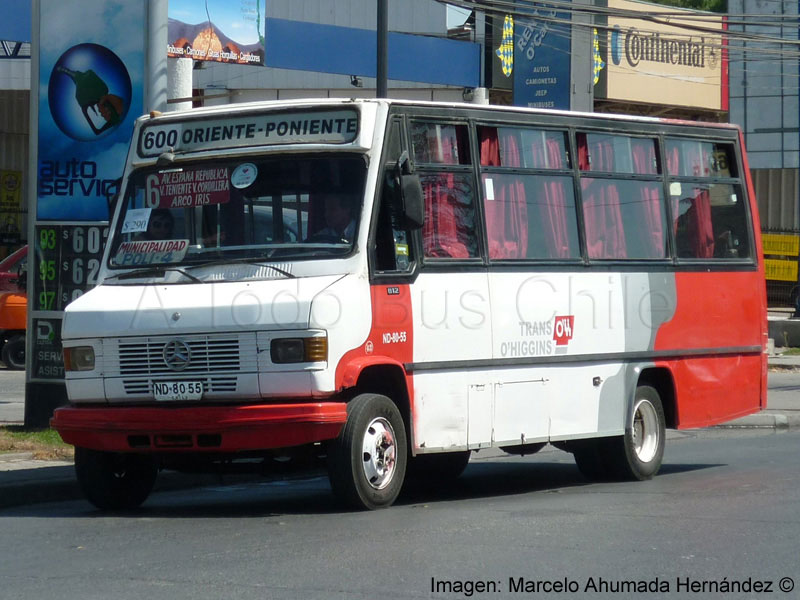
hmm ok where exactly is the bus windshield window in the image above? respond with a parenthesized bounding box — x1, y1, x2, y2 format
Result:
(109, 155, 366, 268)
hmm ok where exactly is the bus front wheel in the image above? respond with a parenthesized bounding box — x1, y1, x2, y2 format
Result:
(74, 448, 157, 510)
(328, 393, 407, 510)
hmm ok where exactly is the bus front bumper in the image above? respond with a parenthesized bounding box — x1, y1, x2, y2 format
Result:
(51, 403, 348, 453)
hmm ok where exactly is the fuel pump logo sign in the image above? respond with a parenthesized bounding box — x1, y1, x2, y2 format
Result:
(48, 43, 132, 141)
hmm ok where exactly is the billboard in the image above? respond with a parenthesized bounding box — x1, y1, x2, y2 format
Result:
(167, 0, 266, 65)
(37, 0, 146, 221)
(512, 3, 571, 110)
(602, 0, 724, 110)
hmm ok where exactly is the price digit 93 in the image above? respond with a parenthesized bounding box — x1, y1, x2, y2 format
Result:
(39, 228, 57, 250)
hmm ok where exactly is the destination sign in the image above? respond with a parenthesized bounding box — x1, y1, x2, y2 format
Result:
(138, 109, 360, 157)
(146, 167, 230, 209)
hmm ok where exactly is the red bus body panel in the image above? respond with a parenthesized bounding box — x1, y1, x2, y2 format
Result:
(655, 131, 768, 429)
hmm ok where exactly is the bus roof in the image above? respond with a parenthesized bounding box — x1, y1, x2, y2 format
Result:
(141, 97, 739, 133)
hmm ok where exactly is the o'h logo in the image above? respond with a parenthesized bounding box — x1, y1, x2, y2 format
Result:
(48, 43, 132, 141)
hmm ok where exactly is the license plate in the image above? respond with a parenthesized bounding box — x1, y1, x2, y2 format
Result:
(153, 380, 203, 401)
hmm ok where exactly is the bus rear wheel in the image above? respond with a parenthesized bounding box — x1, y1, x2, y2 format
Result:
(572, 385, 665, 481)
(328, 393, 407, 510)
(74, 448, 157, 510)
(608, 385, 666, 480)
(572, 441, 613, 481)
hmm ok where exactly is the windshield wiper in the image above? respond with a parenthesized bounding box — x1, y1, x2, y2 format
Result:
(186, 257, 297, 279)
(104, 266, 204, 283)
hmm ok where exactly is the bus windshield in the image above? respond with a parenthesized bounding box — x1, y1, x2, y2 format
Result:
(108, 154, 366, 269)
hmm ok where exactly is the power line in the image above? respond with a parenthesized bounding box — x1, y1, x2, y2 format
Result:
(440, 0, 800, 51)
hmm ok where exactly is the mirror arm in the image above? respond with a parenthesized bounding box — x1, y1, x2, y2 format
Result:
(396, 150, 413, 175)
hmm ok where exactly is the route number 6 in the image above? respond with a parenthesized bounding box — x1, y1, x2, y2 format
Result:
(145, 174, 160, 208)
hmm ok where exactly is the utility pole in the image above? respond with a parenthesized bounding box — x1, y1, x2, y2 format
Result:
(377, 0, 388, 97)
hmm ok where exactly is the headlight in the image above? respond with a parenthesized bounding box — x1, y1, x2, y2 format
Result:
(270, 336, 327, 363)
(64, 346, 95, 371)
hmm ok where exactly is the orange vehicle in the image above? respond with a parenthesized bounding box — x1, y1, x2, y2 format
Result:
(0, 291, 26, 370)
(0, 246, 27, 369)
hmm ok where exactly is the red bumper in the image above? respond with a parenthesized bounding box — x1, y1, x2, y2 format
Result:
(51, 403, 348, 453)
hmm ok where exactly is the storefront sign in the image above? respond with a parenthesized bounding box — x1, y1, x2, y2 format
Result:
(513, 4, 571, 110)
(602, 0, 724, 110)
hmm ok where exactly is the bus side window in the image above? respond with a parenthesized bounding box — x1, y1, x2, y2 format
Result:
(666, 139, 750, 260)
(409, 121, 478, 260)
(577, 132, 667, 260)
(478, 125, 579, 260)
(420, 172, 477, 259)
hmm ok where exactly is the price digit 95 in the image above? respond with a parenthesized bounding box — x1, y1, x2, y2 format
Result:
(39, 260, 56, 282)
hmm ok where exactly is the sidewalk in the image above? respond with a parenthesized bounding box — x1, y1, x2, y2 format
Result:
(2, 352, 799, 510)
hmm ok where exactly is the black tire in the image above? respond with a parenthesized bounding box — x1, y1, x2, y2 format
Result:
(74, 448, 157, 510)
(408, 451, 471, 482)
(572, 439, 615, 481)
(1, 334, 25, 370)
(328, 393, 407, 510)
(606, 385, 666, 481)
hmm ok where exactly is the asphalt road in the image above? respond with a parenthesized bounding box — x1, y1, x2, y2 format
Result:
(0, 367, 25, 423)
(1, 428, 798, 600)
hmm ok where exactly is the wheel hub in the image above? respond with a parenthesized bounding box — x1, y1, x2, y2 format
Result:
(361, 417, 397, 490)
(632, 398, 659, 463)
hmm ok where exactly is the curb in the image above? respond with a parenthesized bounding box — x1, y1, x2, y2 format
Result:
(715, 411, 797, 430)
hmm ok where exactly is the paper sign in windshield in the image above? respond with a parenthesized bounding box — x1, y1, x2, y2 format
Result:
(146, 167, 230, 209)
(114, 239, 190, 266)
(121, 208, 152, 234)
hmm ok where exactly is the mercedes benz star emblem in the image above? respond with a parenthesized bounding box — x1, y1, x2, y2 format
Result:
(163, 339, 191, 371)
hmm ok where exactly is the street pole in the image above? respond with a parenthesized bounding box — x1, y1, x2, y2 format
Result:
(377, 0, 388, 98)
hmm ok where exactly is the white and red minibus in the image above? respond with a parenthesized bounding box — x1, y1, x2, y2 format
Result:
(52, 99, 767, 510)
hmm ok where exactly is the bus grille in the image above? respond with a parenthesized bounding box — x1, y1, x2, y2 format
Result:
(112, 336, 245, 376)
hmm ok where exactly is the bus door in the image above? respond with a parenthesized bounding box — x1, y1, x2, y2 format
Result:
(406, 119, 492, 451)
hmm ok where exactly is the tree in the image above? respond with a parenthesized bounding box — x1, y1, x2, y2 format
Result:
(649, 0, 726, 14)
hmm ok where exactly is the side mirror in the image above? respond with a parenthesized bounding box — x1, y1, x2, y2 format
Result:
(396, 151, 424, 230)
(14, 263, 27, 291)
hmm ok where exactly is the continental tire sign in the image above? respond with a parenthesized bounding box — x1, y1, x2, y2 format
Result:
(613, 28, 716, 70)
(603, 0, 724, 110)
